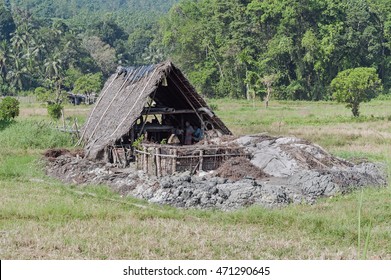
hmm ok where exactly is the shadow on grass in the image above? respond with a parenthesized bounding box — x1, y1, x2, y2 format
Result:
(0, 120, 15, 131)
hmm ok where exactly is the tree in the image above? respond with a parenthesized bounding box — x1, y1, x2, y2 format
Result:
(73, 73, 103, 95)
(331, 67, 382, 117)
(261, 74, 278, 108)
(0, 3, 15, 41)
(82, 36, 117, 76)
(0, 41, 10, 83)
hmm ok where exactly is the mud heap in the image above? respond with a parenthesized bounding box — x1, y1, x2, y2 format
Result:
(46, 135, 387, 210)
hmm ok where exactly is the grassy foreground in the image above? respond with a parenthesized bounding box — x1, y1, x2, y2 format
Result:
(0, 99, 390, 259)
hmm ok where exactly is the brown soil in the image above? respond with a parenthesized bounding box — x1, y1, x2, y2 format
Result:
(44, 148, 84, 161)
(215, 157, 269, 181)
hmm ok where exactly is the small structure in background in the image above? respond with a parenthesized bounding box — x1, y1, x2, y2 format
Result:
(80, 61, 244, 175)
(67, 92, 97, 105)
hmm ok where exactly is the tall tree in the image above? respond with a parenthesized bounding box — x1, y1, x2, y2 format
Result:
(0, 2, 15, 41)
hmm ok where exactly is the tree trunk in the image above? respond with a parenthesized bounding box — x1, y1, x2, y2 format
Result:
(352, 102, 360, 117)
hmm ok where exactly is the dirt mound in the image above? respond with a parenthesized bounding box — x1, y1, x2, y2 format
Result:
(44, 148, 84, 161)
(44, 134, 387, 210)
(235, 135, 352, 177)
(215, 157, 268, 181)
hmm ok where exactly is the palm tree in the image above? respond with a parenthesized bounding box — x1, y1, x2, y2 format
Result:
(0, 41, 10, 83)
(44, 53, 64, 103)
(7, 52, 29, 90)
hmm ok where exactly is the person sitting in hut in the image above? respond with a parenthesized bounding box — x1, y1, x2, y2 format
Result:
(184, 121, 194, 145)
(193, 125, 204, 142)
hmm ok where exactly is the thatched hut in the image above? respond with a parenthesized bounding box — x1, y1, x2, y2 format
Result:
(80, 61, 243, 175)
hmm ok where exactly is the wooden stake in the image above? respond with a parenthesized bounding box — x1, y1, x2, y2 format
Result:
(199, 150, 204, 172)
(156, 147, 161, 177)
(143, 146, 148, 173)
(172, 149, 177, 174)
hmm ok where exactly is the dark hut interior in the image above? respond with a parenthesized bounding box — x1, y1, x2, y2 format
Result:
(81, 61, 242, 174)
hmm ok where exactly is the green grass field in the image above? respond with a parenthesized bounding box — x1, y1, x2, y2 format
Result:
(1, 99, 390, 259)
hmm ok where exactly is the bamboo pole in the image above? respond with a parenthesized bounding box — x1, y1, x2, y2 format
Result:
(143, 146, 148, 173)
(156, 147, 161, 177)
(199, 150, 204, 172)
(172, 149, 177, 174)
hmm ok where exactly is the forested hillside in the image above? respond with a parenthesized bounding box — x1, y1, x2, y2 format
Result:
(155, 0, 391, 100)
(1, 0, 390, 102)
(0, 0, 178, 99)
(10, 0, 178, 31)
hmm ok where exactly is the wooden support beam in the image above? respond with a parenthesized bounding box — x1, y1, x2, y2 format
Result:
(156, 147, 161, 177)
(199, 150, 204, 172)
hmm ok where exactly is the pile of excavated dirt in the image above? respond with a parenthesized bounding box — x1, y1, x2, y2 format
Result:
(44, 148, 84, 161)
(45, 135, 387, 211)
(215, 157, 269, 181)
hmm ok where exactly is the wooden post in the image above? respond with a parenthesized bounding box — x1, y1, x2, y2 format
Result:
(74, 118, 80, 139)
(149, 147, 154, 176)
(143, 146, 148, 173)
(156, 147, 161, 177)
(199, 149, 204, 172)
(172, 149, 177, 174)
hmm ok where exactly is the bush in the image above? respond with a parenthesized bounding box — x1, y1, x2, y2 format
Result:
(47, 103, 63, 120)
(209, 103, 218, 111)
(0, 97, 20, 121)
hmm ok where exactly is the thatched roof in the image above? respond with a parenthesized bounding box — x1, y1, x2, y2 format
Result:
(81, 61, 231, 160)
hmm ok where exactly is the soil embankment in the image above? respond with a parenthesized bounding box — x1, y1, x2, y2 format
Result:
(46, 135, 387, 210)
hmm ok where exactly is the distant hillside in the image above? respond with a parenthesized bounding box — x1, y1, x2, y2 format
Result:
(10, 0, 178, 18)
(9, 0, 179, 32)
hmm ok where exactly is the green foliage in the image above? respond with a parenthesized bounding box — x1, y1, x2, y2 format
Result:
(0, 96, 19, 121)
(73, 73, 103, 94)
(331, 67, 382, 117)
(209, 103, 218, 111)
(63, 67, 83, 90)
(0, 3, 15, 41)
(47, 103, 63, 120)
(155, 0, 391, 99)
(35, 87, 53, 103)
(0, 0, 178, 95)
(132, 135, 144, 149)
(3, 0, 391, 102)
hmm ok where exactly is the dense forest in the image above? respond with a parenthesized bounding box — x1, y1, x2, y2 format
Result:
(0, 0, 178, 100)
(1, 0, 390, 101)
(155, 0, 391, 100)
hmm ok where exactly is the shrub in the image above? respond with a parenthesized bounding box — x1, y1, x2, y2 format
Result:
(0, 97, 20, 121)
(47, 103, 63, 120)
(209, 103, 218, 111)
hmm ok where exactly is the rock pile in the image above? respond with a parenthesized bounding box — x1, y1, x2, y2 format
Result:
(45, 135, 387, 211)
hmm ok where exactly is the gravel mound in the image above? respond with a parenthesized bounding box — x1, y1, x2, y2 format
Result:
(45, 135, 387, 211)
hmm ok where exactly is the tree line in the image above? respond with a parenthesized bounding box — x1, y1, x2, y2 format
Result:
(154, 0, 391, 101)
(1, 0, 390, 103)
(0, 0, 177, 100)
